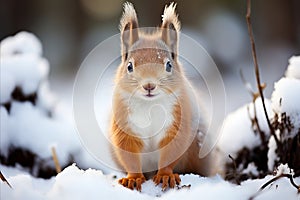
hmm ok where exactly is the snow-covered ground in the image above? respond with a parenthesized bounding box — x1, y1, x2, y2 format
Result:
(1, 32, 299, 200)
(1, 163, 299, 200)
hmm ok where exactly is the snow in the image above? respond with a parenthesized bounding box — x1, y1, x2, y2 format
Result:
(0, 31, 49, 96)
(0, 70, 15, 103)
(275, 164, 295, 176)
(272, 78, 300, 115)
(0, 32, 42, 56)
(36, 81, 58, 112)
(266, 55, 300, 171)
(0, 32, 104, 172)
(285, 55, 300, 79)
(218, 97, 271, 157)
(271, 77, 300, 137)
(1, 164, 299, 200)
(1, 32, 299, 200)
(267, 133, 279, 171)
(7, 101, 80, 164)
(0, 107, 10, 156)
(242, 163, 259, 177)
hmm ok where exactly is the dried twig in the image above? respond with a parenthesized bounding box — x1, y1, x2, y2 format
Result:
(248, 173, 300, 200)
(0, 171, 12, 188)
(246, 104, 266, 144)
(245, 0, 280, 146)
(241, 69, 266, 144)
(51, 147, 62, 173)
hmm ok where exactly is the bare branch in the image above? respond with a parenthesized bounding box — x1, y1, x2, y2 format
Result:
(245, 0, 280, 145)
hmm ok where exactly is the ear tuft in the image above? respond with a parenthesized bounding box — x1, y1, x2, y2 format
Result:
(120, 2, 138, 32)
(120, 2, 139, 61)
(161, 2, 180, 59)
(161, 2, 181, 32)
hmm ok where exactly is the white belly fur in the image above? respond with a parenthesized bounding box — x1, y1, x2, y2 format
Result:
(125, 81, 203, 172)
(127, 95, 175, 172)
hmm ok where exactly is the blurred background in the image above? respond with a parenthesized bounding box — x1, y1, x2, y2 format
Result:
(1, 0, 299, 112)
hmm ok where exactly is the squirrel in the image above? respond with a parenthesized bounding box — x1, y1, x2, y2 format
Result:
(110, 2, 217, 191)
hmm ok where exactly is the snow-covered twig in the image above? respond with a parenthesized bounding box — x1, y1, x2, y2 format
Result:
(245, 0, 279, 146)
(248, 173, 300, 200)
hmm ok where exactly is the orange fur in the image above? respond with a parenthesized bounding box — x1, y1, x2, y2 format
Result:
(109, 2, 217, 191)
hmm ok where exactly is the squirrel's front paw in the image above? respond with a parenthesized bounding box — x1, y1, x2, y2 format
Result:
(118, 174, 145, 191)
(153, 169, 181, 191)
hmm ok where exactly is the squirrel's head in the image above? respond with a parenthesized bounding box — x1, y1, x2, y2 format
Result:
(116, 2, 183, 101)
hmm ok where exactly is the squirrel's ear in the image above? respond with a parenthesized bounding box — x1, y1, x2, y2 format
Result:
(161, 2, 180, 60)
(120, 2, 139, 61)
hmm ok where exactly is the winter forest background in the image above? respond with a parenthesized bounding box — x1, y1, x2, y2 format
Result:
(1, 0, 299, 108)
(1, 0, 300, 199)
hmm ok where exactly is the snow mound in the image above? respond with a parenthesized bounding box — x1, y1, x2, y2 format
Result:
(1, 164, 299, 200)
(0, 32, 103, 177)
(218, 97, 271, 157)
(285, 55, 300, 79)
(268, 56, 300, 173)
(7, 101, 80, 163)
(0, 32, 49, 97)
(0, 31, 42, 56)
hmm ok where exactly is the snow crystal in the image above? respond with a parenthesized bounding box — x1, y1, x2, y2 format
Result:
(285, 55, 300, 79)
(218, 97, 271, 157)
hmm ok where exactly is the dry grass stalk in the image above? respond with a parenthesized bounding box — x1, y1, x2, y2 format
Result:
(51, 147, 62, 173)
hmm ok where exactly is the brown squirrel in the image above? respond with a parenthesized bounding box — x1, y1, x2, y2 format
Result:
(110, 2, 216, 191)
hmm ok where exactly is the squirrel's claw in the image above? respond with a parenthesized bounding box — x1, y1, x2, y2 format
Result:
(118, 176, 145, 191)
(153, 173, 181, 191)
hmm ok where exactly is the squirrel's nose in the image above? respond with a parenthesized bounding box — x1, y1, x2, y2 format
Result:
(142, 83, 156, 91)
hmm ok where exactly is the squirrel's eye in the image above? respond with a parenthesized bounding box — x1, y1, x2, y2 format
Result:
(165, 61, 172, 72)
(127, 62, 133, 73)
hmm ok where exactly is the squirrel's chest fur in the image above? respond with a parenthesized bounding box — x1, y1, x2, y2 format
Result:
(128, 95, 176, 149)
(127, 95, 176, 170)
